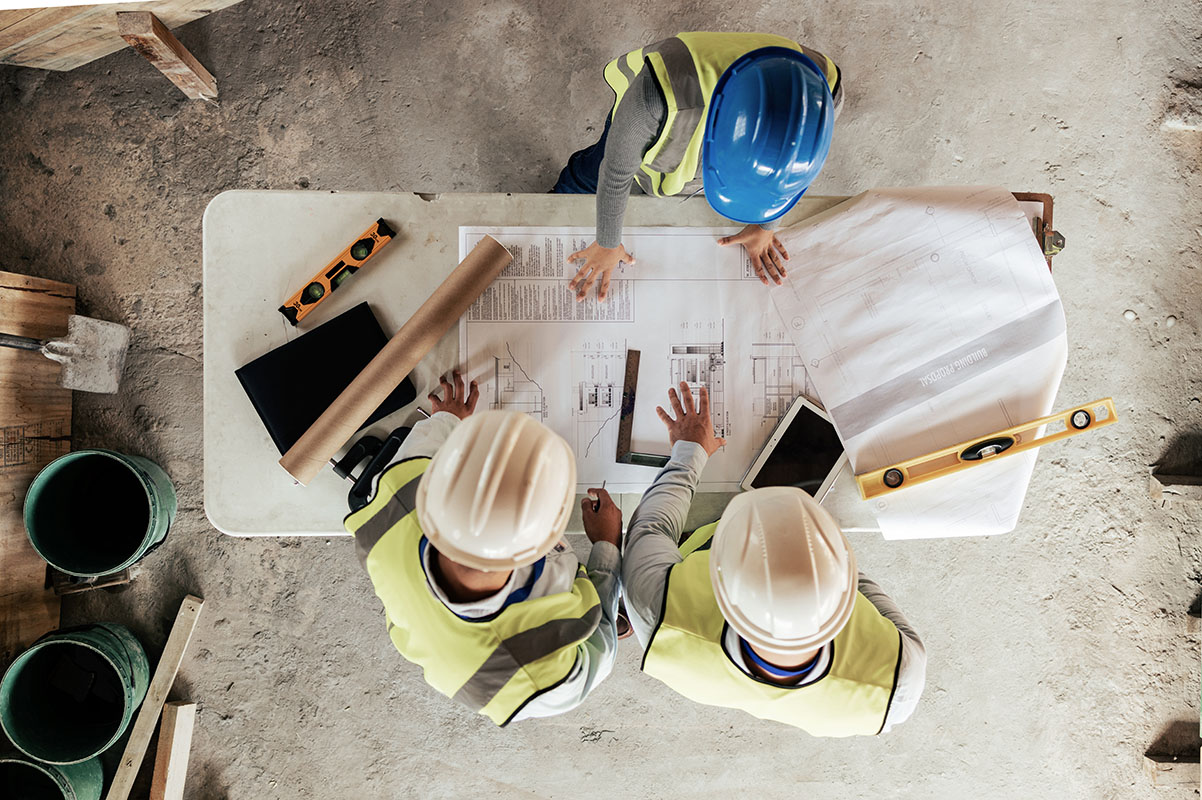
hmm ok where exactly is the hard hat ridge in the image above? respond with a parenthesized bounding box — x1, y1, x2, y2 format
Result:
(417, 410, 576, 571)
(711, 487, 856, 657)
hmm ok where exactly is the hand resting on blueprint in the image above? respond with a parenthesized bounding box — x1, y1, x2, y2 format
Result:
(656, 382, 727, 456)
(719, 224, 789, 286)
(567, 241, 637, 302)
(428, 370, 479, 420)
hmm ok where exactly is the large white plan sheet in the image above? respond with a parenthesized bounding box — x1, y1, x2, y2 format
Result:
(458, 227, 816, 492)
(771, 186, 1067, 539)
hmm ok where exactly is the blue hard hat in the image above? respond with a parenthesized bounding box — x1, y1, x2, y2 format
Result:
(702, 47, 835, 225)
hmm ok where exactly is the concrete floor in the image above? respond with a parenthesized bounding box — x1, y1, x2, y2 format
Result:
(2, 0, 1201, 797)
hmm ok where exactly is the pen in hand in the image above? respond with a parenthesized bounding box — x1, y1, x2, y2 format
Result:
(588, 480, 607, 512)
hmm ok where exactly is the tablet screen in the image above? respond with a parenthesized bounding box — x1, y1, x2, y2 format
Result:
(749, 405, 845, 495)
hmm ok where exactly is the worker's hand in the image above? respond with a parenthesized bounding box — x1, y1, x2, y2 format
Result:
(428, 370, 478, 420)
(582, 488, 622, 547)
(719, 224, 789, 286)
(567, 242, 636, 303)
(656, 382, 726, 456)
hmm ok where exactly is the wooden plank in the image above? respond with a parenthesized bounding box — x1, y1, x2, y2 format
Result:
(105, 595, 203, 800)
(0, 10, 45, 35)
(21, 0, 224, 73)
(149, 701, 196, 800)
(0, 7, 82, 53)
(1144, 753, 1201, 787)
(0, 0, 242, 72)
(0, 270, 74, 666)
(118, 10, 214, 100)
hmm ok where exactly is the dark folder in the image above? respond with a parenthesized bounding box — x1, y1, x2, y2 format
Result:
(235, 302, 416, 454)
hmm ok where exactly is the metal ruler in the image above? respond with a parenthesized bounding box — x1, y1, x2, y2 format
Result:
(615, 349, 670, 468)
(856, 397, 1118, 499)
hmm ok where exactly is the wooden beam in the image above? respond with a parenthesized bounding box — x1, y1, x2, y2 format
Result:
(117, 11, 215, 100)
(150, 701, 197, 800)
(105, 595, 204, 800)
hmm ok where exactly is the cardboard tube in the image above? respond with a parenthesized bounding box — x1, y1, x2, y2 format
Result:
(279, 235, 512, 484)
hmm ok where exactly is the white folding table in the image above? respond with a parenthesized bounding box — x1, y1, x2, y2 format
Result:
(202, 190, 879, 536)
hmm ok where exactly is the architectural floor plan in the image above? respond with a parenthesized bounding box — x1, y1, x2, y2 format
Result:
(458, 226, 815, 492)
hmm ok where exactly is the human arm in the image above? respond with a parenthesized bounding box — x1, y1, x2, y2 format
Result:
(568, 70, 664, 302)
(574, 488, 624, 687)
(511, 490, 623, 721)
(622, 383, 726, 648)
(858, 572, 927, 732)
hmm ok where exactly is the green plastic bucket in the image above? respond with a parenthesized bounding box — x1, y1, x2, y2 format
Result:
(0, 752, 103, 800)
(23, 449, 177, 577)
(0, 623, 149, 765)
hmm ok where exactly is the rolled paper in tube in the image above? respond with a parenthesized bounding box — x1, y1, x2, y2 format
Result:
(279, 234, 512, 484)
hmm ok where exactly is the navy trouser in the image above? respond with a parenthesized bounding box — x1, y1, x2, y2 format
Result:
(551, 116, 612, 194)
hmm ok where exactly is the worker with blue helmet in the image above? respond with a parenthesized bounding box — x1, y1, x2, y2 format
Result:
(552, 32, 842, 301)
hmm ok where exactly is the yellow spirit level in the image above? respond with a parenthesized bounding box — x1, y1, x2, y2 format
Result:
(855, 397, 1118, 500)
(279, 218, 397, 326)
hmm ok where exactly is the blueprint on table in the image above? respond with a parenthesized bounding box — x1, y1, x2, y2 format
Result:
(771, 186, 1067, 539)
(458, 226, 816, 493)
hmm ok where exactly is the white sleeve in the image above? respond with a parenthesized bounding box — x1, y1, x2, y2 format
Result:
(363, 412, 460, 502)
(393, 411, 460, 461)
(510, 541, 622, 721)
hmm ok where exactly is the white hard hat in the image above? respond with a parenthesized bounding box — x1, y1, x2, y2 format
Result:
(416, 410, 576, 571)
(710, 487, 857, 659)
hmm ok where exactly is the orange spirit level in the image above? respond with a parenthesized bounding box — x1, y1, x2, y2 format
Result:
(855, 398, 1118, 499)
(279, 218, 397, 326)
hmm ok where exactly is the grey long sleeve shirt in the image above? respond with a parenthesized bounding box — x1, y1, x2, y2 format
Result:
(595, 69, 779, 248)
(622, 440, 926, 733)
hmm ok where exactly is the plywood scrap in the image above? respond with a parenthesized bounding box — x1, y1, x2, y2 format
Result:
(0, 270, 74, 665)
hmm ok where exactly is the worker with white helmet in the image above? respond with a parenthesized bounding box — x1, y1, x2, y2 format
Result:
(622, 382, 925, 735)
(345, 371, 623, 726)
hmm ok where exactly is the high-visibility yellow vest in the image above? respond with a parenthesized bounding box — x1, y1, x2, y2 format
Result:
(345, 457, 602, 726)
(642, 522, 901, 736)
(603, 31, 841, 197)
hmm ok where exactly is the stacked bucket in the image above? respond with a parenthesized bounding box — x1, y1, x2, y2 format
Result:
(1, 450, 176, 800)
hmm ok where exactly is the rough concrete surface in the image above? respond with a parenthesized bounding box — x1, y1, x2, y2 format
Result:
(1, 1, 1201, 798)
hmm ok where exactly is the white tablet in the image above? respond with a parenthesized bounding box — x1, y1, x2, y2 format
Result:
(739, 395, 848, 500)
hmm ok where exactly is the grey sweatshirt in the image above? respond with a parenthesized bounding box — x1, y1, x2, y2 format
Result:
(595, 69, 779, 248)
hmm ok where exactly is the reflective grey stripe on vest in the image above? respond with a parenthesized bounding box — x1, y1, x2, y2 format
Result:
(450, 603, 603, 712)
(643, 36, 705, 176)
(615, 53, 637, 86)
(353, 473, 423, 565)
